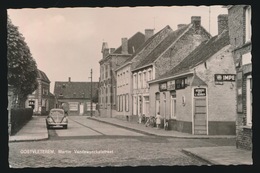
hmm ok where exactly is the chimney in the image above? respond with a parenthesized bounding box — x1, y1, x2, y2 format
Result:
(101, 42, 109, 58)
(177, 24, 187, 29)
(191, 16, 201, 32)
(218, 14, 228, 35)
(68, 77, 71, 82)
(103, 48, 109, 58)
(145, 29, 154, 41)
(110, 48, 115, 54)
(121, 38, 128, 54)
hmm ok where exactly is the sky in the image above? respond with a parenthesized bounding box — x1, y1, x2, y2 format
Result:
(8, 6, 228, 93)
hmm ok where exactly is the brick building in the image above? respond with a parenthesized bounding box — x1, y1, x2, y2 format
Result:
(227, 5, 252, 150)
(99, 32, 145, 117)
(25, 69, 54, 115)
(131, 16, 211, 123)
(115, 26, 173, 121)
(54, 77, 99, 116)
(149, 18, 236, 135)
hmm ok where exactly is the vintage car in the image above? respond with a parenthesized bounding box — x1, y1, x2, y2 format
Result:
(46, 108, 68, 129)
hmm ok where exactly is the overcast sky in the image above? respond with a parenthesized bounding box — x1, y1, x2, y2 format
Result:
(8, 6, 228, 93)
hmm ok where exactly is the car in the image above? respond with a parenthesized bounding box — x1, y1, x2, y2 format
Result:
(46, 108, 68, 129)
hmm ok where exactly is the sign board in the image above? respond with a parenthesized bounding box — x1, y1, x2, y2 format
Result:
(167, 80, 175, 90)
(159, 82, 167, 91)
(29, 100, 35, 106)
(175, 78, 186, 89)
(215, 74, 236, 82)
(194, 88, 206, 97)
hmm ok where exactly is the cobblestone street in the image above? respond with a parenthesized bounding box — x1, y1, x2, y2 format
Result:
(9, 117, 235, 167)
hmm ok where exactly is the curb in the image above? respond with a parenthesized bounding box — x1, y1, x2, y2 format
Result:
(88, 117, 158, 137)
(89, 117, 236, 139)
(9, 134, 49, 143)
(181, 149, 215, 165)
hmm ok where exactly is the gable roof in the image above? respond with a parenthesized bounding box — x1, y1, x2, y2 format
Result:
(158, 30, 230, 79)
(191, 74, 207, 86)
(54, 81, 99, 99)
(113, 32, 145, 54)
(118, 25, 172, 68)
(37, 69, 50, 83)
(133, 24, 191, 70)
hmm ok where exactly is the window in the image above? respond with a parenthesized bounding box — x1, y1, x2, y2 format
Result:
(120, 95, 124, 112)
(246, 75, 252, 126)
(170, 91, 177, 119)
(113, 86, 116, 105)
(138, 72, 142, 89)
(245, 6, 251, 42)
(126, 71, 129, 85)
(125, 94, 129, 112)
(155, 92, 160, 114)
(133, 73, 137, 89)
(133, 96, 137, 115)
(143, 71, 147, 88)
(117, 95, 120, 111)
(148, 70, 152, 81)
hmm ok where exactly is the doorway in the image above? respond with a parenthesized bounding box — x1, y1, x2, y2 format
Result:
(193, 98, 207, 135)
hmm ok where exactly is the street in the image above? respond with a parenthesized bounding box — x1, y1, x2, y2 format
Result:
(9, 116, 235, 167)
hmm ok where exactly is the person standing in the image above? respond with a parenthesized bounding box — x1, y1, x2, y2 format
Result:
(156, 112, 162, 129)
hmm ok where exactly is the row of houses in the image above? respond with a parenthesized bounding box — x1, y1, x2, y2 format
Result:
(98, 5, 252, 150)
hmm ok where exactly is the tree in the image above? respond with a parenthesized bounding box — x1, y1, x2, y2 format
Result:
(7, 17, 38, 107)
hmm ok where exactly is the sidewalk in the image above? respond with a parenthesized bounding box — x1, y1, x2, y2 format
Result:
(182, 146, 253, 165)
(9, 116, 48, 142)
(89, 116, 236, 139)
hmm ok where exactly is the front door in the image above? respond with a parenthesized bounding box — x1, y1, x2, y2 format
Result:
(194, 98, 207, 135)
(79, 104, 84, 115)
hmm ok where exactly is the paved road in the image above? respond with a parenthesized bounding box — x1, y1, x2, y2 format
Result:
(8, 116, 235, 168)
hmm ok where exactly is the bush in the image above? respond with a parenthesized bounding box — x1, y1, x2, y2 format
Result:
(11, 108, 33, 135)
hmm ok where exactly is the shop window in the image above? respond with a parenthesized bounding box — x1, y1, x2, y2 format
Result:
(246, 75, 252, 126)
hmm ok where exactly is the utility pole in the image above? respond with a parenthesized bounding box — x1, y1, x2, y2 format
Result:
(90, 69, 93, 117)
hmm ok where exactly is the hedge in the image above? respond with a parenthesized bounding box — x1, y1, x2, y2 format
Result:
(11, 108, 33, 135)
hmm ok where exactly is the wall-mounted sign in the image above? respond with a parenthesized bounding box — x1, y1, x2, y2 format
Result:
(175, 78, 186, 89)
(167, 80, 175, 90)
(29, 100, 35, 106)
(159, 82, 167, 91)
(194, 88, 206, 97)
(215, 74, 236, 82)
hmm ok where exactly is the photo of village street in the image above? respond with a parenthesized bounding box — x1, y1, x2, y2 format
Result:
(7, 5, 252, 167)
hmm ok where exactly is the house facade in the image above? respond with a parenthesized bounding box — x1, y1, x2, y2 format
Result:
(149, 23, 236, 135)
(115, 26, 173, 121)
(54, 78, 99, 116)
(25, 69, 54, 115)
(227, 5, 252, 150)
(99, 32, 145, 118)
(131, 16, 211, 122)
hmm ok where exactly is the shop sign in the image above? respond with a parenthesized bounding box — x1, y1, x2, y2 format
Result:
(167, 80, 175, 90)
(29, 100, 35, 106)
(175, 78, 186, 90)
(194, 88, 206, 97)
(215, 74, 236, 82)
(159, 82, 167, 91)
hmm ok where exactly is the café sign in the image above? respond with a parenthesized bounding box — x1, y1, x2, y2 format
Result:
(159, 82, 167, 91)
(194, 88, 206, 97)
(215, 74, 236, 82)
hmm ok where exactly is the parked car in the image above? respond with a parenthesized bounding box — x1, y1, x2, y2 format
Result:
(46, 108, 68, 129)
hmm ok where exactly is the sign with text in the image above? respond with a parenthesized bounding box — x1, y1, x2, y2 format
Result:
(215, 74, 236, 82)
(159, 82, 167, 91)
(167, 80, 175, 90)
(175, 78, 186, 89)
(194, 88, 206, 97)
